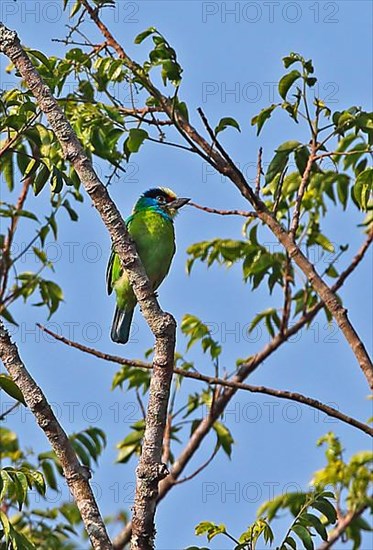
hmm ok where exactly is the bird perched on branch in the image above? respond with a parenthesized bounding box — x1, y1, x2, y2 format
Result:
(107, 187, 190, 344)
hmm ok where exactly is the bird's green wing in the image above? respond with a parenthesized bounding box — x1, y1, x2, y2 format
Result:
(106, 215, 134, 295)
(106, 248, 116, 295)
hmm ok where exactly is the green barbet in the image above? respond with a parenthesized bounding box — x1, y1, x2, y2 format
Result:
(107, 187, 190, 344)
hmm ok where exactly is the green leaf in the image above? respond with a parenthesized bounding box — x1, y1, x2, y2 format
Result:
(70, 1, 82, 17)
(134, 27, 157, 44)
(336, 175, 350, 209)
(251, 104, 277, 136)
(33, 164, 50, 196)
(279, 70, 301, 100)
(292, 524, 314, 550)
(71, 440, 91, 467)
(14, 471, 28, 510)
(0, 509, 10, 543)
(335, 134, 359, 158)
(16, 209, 39, 222)
(40, 460, 58, 491)
(294, 146, 310, 176)
(195, 521, 227, 541)
(74, 433, 99, 463)
(2, 153, 14, 191)
(311, 499, 337, 524)
(62, 199, 79, 221)
(214, 117, 241, 135)
(265, 141, 303, 185)
(0, 307, 18, 326)
(314, 233, 335, 253)
(124, 128, 149, 158)
(27, 469, 46, 496)
(50, 168, 63, 193)
(266, 151, 289, 185)
(28, 49, 51, 70)
(0, 470, 12, 501)
(326, 265, 338, 278)
(212, 421, 234, 458)
(276, 140, 302, 152)
(302, 513, 328, 541)
(33, 247, 48, 265)
(353, 168, 373, 211)
(285, 536, 297, 550)
(283, 53, 303, 68)
(0, 374, 26, 405)
(23, 158, 40, 179)
(161, 60, 182, 85)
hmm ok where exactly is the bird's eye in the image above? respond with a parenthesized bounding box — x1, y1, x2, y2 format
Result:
(156, 195, 166, 203)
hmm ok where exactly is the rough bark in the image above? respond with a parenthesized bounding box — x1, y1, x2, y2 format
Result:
(0, 22, 175, 549)
(0, 321, 112, 550)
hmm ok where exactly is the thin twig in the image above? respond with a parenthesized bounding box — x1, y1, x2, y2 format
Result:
(0, 401, 20, 421)
(161, 413, 172, 465)
(280, 253, 293, 334)
(197, 107, 242, 176)
(146, 135, 194, 152)
(172, 446, 219, 485)
(273, 166, 288, 214)
(289, 142, 316, 241)
(314, 148, 373, 161)
(0, 174, 33, 302)
(0, 111, 40, 158)
(135, 388, 146, 421)
(255, 147, 263, 197)
(36, 324, 373, 437)
(118, 106, 172, 126)
(189, 202, 257, 218)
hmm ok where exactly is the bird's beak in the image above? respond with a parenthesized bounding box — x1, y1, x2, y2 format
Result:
(169, 197, 190, 210)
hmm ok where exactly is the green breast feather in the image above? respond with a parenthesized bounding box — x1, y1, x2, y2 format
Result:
(107, 209, 176, 310)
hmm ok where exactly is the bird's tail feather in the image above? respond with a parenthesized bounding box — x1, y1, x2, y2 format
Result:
(111, 306, 134, 344)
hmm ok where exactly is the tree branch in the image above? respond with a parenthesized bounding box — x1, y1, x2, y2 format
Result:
(0, 22, 176, 550)
(289, 141, 316, 241)
(0, 321, 112, 550)
(317, 503, 370, 550)
(78, 2, 372, 388)
(255, 146, 263, 197)
(172, 445, 219, 485)
(0, 174, 32, 302)
(36, 323, 373, 438)
(189, 202, 257, 218)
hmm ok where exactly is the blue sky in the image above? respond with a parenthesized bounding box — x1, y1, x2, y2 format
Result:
(1, 1, 372, 548)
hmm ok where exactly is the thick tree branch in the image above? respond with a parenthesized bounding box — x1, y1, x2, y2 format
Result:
(317, 503, 370, 550)
(79, 2, 372, 389)
(0, 23, 176, 550)
(0, 321, 112, 550)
